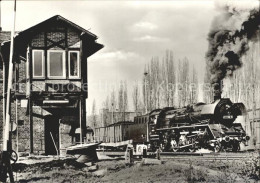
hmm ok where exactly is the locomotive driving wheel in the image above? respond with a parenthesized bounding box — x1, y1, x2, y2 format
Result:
(231, 140, 240, 152)
(188, 143, 196, 152)
(214, 142, 222, 153)
(189, 148, 195, 152)
(170, 140, 178, 152)
(187, 138, 196, 152)
(160, 134, 168, 151)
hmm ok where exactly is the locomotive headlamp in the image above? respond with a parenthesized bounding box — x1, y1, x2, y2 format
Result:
(225, 105, 231, 110)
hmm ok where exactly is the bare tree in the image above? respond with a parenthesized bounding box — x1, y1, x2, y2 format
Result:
(177, 58, 190, 107)
(103, 96, 109, 109)
(161, 50, 176, 107)
(117, 80, 128, 121)
(204, 63, 213, 103)
(132, 81, 141, 112)
(142, 50, 177, 111)
(91, 99, 97, 128)
(168, 50, 176, 107)
(118, 81, 124, 121)
(190, 65, 198, 104)
(143, 64, 149, 113)
(110, 88, 117, 124)
(123, 81, 128, 121)
(101, 96, 110, 127)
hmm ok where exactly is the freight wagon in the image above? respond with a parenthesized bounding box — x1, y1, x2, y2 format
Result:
(94, 114, 149, 145)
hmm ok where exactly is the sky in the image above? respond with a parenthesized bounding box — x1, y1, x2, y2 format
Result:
(1, 0, 258, 114)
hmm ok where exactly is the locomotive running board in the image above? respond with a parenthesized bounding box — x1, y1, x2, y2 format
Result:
(156, 124, 208, 131)
(174, 144, 194, 148)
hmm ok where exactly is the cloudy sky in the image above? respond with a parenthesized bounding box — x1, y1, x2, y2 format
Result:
(1, 0, 257, 113)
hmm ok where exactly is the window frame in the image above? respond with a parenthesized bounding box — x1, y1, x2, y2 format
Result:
(68, 50, 80, 79)
(47, 50, 66, 79)
(32, 50, 45, 79)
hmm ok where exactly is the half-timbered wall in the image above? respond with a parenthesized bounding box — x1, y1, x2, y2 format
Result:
(0, 23, 89, 155)
(28, 24, 85, 94)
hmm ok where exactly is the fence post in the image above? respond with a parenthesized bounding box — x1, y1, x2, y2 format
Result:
(156, 148, 160, 160)
(125, 145, 134, 164)
(143, 148, 147, 158)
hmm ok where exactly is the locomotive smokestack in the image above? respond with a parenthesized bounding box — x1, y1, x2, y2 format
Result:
(213, 80, 222, 101)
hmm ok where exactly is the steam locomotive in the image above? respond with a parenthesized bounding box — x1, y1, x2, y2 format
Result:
(94, 98, 249, 152)
(148, 98, 249, 152)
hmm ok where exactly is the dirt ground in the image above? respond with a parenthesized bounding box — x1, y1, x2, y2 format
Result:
(9, 153, 260, 183)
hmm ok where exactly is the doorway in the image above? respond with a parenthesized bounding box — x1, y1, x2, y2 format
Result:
(45, 115, 60, 155)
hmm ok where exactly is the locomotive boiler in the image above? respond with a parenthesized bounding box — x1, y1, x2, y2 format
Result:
(149, 98, 249, 152)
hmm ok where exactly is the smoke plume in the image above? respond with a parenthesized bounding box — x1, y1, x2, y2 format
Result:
(206, 4, 260, 92)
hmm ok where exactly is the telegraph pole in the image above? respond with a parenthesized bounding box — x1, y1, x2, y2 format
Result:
(111, 103, 114, 124)
(144, 72, 149, 142)
(257, 0, 260, 177)
(0, 0, 16, 182)
(144, 72, 148, 114)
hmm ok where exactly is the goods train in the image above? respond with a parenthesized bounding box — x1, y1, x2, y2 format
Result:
(94, 98, 250, 152)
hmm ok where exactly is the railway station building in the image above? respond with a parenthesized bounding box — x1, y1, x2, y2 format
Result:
(0, 15, 103, 155)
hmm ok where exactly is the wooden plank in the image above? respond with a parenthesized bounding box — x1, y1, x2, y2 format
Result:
(81, 97, 87, 141)
(29, 98, 33, 153)
(66, 143, 100, 151)
(80, 39, 87, 97)
(2, 52, 6, 136)
(99, 139, 133, 147)
(26, 48, 30, 97)
(79, 99, 82, 144)
(45, 80, 70, 84)
(19, 55, 26, 62)
(46, 38, 65, 50)
(44, 31, 47, 80)
(97, 151, 125, 156)
(65, 28, 68, 80)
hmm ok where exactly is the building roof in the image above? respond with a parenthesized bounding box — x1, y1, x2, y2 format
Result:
(17, 15, 98, 40)
(6, 15, 98, 42)
(0, 31, 11, 43)
(1, 15, 103, 59)
(0, 32, 11, 68)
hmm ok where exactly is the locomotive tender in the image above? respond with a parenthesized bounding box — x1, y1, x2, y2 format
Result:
(94, 98, 249, 152)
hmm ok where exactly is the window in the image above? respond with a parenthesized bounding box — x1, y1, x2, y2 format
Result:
(32, 50, 44, 78)
(47, 50, 65, 79)
(69, 51, 80, 78)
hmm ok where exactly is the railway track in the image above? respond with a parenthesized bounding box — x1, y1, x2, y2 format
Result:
(97, 151, 259, 161)
(159, 152, 258, 161)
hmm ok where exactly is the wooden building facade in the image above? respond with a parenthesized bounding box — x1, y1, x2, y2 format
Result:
(0, 15, 103, 155)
